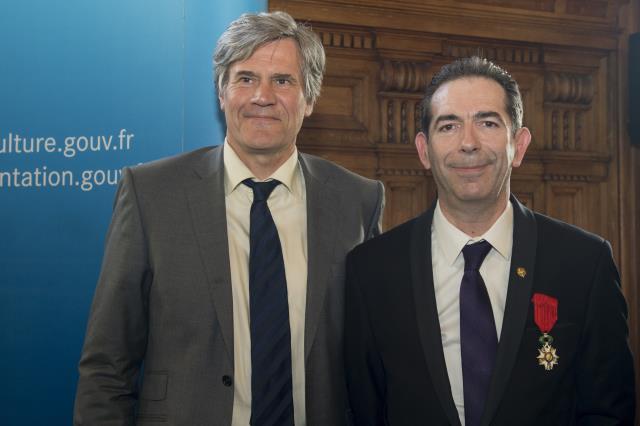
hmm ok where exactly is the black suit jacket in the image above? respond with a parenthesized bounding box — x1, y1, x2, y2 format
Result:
(345, 197, 634, 425)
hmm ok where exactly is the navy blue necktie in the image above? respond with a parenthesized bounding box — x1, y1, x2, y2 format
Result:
(243, 179, 294, 426)
(460, 240, 496, 426)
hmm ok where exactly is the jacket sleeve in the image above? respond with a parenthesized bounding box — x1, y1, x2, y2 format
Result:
(74, 167, 151, 425)
(344, 249, 388, 426)
(575, 240, 635, 425)
(365, 180, 385, 240)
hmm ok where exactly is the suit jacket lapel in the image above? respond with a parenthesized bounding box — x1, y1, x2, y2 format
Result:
(300, 153, 340, 359)
(411, 207, 462, 426)
(186, 146, 234, 365)
(481, 196, 537, 426)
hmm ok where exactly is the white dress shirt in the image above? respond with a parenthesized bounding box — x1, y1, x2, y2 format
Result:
(431, 200, 514, 426)
(224, 142, 308, 426)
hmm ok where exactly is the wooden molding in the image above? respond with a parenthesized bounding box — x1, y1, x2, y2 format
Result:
(445, 41, 544, 65)
(316, 27, 375, 50)
(272, 0, 624, 49)
(380, 60, 430, 92)
(544, 72, 594, 105)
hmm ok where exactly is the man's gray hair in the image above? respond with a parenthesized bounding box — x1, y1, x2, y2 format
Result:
(214, 11, 326, 105)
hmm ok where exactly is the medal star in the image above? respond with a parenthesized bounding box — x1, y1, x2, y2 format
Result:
(536, 343, 559, 371)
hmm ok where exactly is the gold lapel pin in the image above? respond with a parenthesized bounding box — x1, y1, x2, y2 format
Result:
(516, 267, 527, 278)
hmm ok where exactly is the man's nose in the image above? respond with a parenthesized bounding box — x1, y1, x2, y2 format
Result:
(460, 124, 480, 152)
(252, 80, 276, 106)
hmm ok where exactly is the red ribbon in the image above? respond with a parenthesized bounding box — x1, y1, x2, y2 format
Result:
(531, 293, 558, 334)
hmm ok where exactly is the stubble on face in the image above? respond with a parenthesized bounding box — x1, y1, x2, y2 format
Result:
(416, 77, 531, 234)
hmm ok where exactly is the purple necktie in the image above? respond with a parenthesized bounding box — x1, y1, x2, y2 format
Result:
(460, 240, 496, 426)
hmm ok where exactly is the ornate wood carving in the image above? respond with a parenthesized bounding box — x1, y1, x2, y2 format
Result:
(289, 12, 617, 232)
(271, 1, 639, 410)
(544, 72, 594, 105)
(541, 69, 601, 153)
(317, 28, 375, 49)
(445, 41, 543, 64)
(380, 60, 430, 92)
(379, 61, 428, 145)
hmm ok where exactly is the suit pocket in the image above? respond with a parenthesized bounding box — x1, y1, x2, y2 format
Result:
(140, 371, 168, 401)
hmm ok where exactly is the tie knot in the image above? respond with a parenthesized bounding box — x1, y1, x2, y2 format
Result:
(243, 179, 281, 202)
(462, 240, 492, 271)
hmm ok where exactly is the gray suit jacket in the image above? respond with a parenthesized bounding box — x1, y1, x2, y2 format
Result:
(74, 145, 385, 425)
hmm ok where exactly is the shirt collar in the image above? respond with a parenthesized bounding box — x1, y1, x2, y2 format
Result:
(482, 200, 513, 260)
(223, 140, 300, 196)
(432, 200, 514, 266)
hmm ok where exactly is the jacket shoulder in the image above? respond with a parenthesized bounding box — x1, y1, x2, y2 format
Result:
(350, 214, 423, 259)
(300, 151, 381, 192)
(131, 145, 218, 178)
(532, 210, 607, 252)
(121, 145, 221, 196)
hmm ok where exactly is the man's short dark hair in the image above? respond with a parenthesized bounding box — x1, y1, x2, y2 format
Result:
(420, 57, 523, 136)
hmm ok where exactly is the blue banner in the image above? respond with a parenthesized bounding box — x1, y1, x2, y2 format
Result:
(0, 1, 265, 424)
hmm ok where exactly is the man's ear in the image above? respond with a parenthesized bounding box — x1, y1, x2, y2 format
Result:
(415, 131, 431, 170)
(304, 101, 313, 117)
(512, 127, 532, 168)
(218, 90, 226, 112)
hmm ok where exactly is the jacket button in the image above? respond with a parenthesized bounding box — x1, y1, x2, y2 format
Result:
(222, 375, 233, 387)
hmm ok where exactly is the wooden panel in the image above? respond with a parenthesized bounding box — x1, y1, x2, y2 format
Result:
(271, 11, 618, 236)
(564, 0, 610, 18)
(512, 175, 546, 211)
(546, 183, 585, 226)
(299, 51, 379, 145)
(455, 0, 557, 12)
(272, 0, 625, 48)
(270, 1, 639, 415)
(382, 176, 432, 230)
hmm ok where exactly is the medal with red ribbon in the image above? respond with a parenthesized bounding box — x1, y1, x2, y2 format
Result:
(531, 293, 559, 370)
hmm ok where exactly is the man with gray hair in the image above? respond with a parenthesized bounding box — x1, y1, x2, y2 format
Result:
(74, 11, 384, 425)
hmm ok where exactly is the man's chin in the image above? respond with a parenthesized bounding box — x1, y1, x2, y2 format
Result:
(452, 188, 497, 204)
(246, 141, 296, 156)
(243, 128, 282, 143)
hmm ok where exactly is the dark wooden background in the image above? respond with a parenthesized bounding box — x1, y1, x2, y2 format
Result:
(271, 0, 640, 417)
